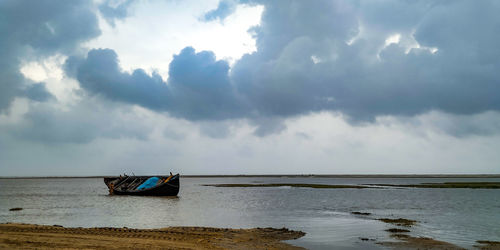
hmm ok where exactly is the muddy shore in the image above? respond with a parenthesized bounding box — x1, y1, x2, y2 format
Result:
(0, 223, 305, 249)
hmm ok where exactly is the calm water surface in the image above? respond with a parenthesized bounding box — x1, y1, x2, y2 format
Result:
(1, 177, 499, 249)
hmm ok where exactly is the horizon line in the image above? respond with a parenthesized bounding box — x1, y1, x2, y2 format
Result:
(1, 174, 500, 179)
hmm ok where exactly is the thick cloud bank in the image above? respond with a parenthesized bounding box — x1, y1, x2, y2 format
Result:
(66, 47, 247, 120)
(66, 0, 500, 124)
(231, 0, 500, 120)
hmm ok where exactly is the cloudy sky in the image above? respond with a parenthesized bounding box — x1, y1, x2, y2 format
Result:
(1, 0, 500, 176)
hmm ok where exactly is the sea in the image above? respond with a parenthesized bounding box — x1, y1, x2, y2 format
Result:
(1, 176, 499, 249)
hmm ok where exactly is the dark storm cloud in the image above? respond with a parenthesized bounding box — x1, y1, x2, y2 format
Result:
(23, 83, 54, 102)
(202, 0, 237, 22)
(65, 0, 500, 135)
(67, 48, 169, 110)
(0, 0, 100, 111)
(167, 47, 248, 120)
(98, 0, 134, 27)
(428, 112, 500, 138)
(67, 47, 248, 120)
(251, 117, 286, 137)
(229, 0, 500, 121)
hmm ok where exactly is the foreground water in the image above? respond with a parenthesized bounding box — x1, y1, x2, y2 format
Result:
(1, 177, 499, 249)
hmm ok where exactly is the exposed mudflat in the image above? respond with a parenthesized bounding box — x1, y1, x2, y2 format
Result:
(367, 182, 500, 189)
(0, 223, 305, 249)
(377, 218, 418, 227)
(378, 233, 464, 249)
(475, 240, 500, 249)
(205, 183, 368, 188)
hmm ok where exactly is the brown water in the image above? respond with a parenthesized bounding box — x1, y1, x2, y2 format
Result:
(1, 177, 499, 249)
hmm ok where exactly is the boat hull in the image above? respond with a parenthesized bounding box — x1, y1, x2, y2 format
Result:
(104, 175, 180, 196)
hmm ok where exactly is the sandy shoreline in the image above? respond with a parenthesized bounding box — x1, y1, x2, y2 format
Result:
(0, 223, 305, 249)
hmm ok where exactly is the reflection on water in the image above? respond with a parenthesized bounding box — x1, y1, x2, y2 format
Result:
(1, 177, 499, 248)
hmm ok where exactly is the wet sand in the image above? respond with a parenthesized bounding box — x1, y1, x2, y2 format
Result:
(0, 223, 305, 249)
(2, 222, 497, 249)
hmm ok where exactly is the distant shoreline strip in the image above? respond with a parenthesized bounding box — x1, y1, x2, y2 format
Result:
(1, 174, 500, 179)
(206, 182, 500, 189)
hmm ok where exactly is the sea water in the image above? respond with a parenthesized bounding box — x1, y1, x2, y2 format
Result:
(1, 177, 499, 249)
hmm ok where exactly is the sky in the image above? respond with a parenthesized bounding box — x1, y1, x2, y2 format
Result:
(1, 0, 500, 176)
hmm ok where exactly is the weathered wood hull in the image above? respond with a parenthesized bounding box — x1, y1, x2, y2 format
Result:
(104, 175, 180, 196)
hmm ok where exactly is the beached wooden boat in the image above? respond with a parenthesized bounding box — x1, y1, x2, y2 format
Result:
(104, 174, 180, 196)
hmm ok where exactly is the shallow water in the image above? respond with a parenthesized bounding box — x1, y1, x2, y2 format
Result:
(1, 177, 499, 249)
